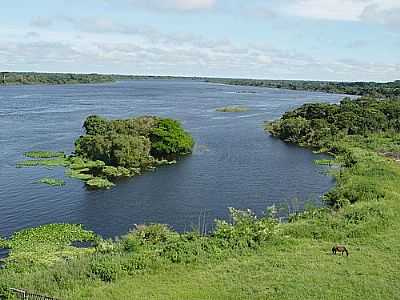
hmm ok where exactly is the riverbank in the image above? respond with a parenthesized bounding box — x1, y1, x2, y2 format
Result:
(206, 78, 400, 98)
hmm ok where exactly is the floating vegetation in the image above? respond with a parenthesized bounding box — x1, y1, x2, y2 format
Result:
(66, 169, 94, 181)
(314, 159, 334, 166)
(216, 106, 249, 113)
(86, 177, 115, 189)
(3, 224, 97, 266)
(16, 157, 68, 168)
(24, 151, 65, 159)
(154, 159, 177, 166)
(102, 166, 133, 178)
(38, 177, 65, 187)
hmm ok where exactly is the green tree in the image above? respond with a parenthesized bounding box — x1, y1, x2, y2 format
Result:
(150, 119, 194, 159)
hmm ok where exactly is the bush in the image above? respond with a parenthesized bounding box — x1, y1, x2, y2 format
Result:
(132, 224, 178, 245)
(90, 257, 119, 282)
(213, 208, 276, 249)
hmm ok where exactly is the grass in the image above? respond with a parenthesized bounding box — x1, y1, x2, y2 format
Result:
(68, 231, 400, 300)
(37, 177, 65, 187)
(216, 106, 249, 113)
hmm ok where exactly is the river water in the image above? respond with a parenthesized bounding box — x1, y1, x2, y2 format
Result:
(0, 80, 343, 238)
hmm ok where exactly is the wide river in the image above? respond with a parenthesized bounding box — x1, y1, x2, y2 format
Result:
(0, 80, 344, 238)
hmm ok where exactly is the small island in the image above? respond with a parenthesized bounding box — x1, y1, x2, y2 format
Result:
(18, 115, 194, 189)
(216, 106, 249, 113)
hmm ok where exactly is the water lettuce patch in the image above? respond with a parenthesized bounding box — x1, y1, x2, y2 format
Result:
(38, 177, 65, 187)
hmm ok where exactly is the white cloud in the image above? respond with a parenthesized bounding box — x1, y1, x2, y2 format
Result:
(284, 0, 400, 23)
(115, 0, 216, 12)
(360, 4, 400, 27)
(1, 23, 398, 81)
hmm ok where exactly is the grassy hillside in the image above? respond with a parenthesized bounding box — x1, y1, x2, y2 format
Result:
(1, 97, 400, 299)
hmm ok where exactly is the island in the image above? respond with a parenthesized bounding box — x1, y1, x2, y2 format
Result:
(17, 115, 194, 189)
(215, 106, 249, 113)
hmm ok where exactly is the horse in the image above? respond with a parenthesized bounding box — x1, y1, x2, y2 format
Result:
(332, 245, 349, 256)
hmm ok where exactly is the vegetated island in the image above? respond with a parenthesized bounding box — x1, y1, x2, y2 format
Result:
(2, 95, 400, 299)
(215, 105, 249, 112)
(17, 115, 194, 189)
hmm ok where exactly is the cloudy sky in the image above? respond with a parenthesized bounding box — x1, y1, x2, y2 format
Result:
(1, 0, 399, 81)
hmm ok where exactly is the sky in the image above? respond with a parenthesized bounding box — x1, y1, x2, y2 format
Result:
(0, 0, 399, 81)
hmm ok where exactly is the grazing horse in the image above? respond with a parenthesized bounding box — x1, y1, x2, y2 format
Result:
(332, 245, 349, 256)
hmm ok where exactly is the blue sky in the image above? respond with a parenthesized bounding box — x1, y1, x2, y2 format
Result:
(1, 0, 399, 81)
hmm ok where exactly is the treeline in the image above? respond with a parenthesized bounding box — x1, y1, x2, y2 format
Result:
(0, 72, 203, 85)
(266, 97, 400, 148)
(0, 72, 117, 85)
(206, 78, 400, 98)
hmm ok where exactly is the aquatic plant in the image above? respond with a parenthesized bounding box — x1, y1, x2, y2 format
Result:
(3, 224, 97, 267)
(16, 157, 69, 168)
(86, 177, 115, 189)
(24, 151, 65, 159)
(314, 159, 334, 166)
(66, 169, 94, 181)
(216, 106, 249, 113)
(38, 177, 65, 186)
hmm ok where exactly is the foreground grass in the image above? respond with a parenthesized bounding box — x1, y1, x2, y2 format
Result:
(72, 230, 400, 300)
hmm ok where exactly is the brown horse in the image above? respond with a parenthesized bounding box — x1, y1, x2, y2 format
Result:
(332, 245, 349, 256)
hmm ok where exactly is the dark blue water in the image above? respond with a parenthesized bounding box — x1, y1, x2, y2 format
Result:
(0, 80, 343, 238)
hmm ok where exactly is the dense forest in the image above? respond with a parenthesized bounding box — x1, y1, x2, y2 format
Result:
(206, 78, 400, 98)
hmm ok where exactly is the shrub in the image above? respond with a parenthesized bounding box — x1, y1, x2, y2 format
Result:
(90, 257, 119, 282)
(213, 208, 276, 249)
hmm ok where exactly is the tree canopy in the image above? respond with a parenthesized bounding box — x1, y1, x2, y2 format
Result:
(75, 115, 194, 168)
(267, 97, 400, 147)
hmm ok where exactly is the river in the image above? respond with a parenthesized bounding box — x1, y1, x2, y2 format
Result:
(0, 80, 343, 238)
